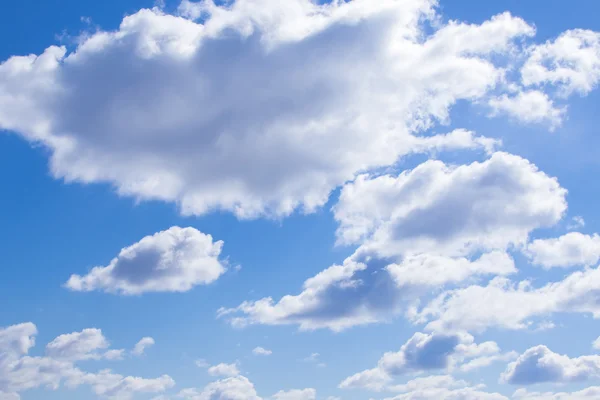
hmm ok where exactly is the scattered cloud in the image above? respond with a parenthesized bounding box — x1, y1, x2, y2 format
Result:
(66, 227, 226, 295)
(252, 347, 272, 356)
(502, 345, 600, 384)
(207, 362, 240, 377)
(414, 265, 600, 332)
(0, 322, 173, 399)
(223, 152, 565, 331)
(522, 29, 600, 96)
(340, 332, 510, 391)
(132, 337, 155, 356)
(524, 232, 600, 268)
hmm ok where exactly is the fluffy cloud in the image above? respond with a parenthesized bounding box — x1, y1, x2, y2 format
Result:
(333, 152, 566, 254)
(0, 323, 173, 399)
(0, 0, 548, 219)
(252, 347, 272, 356)
(414, 265, 600, 332)
(271, 388, 316, 400)
(502, 345, 600, 385)
(524, 232, 600, 268)
(66, 226, 225, 295)
(45, 328, 119, 361)
(178, 376, 260, 400)
(132, 337, 155, 356)
(522, 29, 600, 96)
(340, 332, 509, 391)
(78, 370, 175, 399)
(513, 387, 600, 399)
(207, 362, 240, 377)
(488, 90, 565, 128)
(382, 375, 508, 400)
(222, 152, 565, 331)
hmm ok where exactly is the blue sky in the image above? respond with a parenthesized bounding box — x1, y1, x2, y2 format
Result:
(1, 0, 600, 399)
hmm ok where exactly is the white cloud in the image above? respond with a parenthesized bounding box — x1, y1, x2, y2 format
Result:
(302, 353, 320, 363)
(271, 388, 316, 400)
(222, 152, 565, 331)
(0, 1, 542, 219)
(0, 392, 19, 400)
(132, 337, 155, 356)
(66, 226, 225, 295)
(45, 328, 116, 361)
(524, 232, 600, 268)
(488, 90, 565, 128)
(252, 347, 272, 356)
(382, 375, 508, 400)
(207, 362, 240, 377)
(78, 369, 175, 400)
(568, 216, 586, 230)
(178, 376, 260, 400)
(0, 323, 173, 399)
(415, 265, 600, 332)
(522, 29, 600, 96)
(340, 332, 509, 392)
(502, 345, 600, 384)
(0, 323, 37, 360)
(333, 152, 566, 254)
(513, 387, 600, 399)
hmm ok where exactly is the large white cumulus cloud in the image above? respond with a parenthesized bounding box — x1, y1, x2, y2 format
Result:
(0, 0, 537, 218)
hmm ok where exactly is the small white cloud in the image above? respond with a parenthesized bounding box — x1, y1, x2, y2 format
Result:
(271, 388, 316, 400)
(488, 90, 566, 129)
(132, 337, 155, 356)
(208, 362, 240, 378)
(252, 347, 272, 356)
(522, 29, 600, 96)
(66, 227, 226, 295)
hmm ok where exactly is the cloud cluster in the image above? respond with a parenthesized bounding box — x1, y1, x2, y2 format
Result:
(66, 226, 225, 295)
(382, 375, 508, 400)
(0, 323, 173, 400)
(502, 345, 600, 384)
(222, 152, 566, 331)
(340, 331, 513, 391)
(413, 265, 600, 332)
(0, 0, 553, 219)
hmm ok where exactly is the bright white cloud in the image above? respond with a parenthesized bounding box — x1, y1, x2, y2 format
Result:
(207, 362, 240, 377)
(223, 152, 565, 331)
(271, 388, 316, 400)
(132, 337, 155, 356)
(78, 369, 175, 400)
(340, 332, 509, 392)
(333, 152, 566, 254)
(45, 328, 116, 361)
(488, 90, 565, 128)
(252, 347, 272, 356)
(66, 226, 225, 295)
(382, 375, 508, 400)
(502, 345, 600, 384)
(0, 323, 173, 399)
(522, 29, 600, 96)
(513, 387, 600, 399)
(415, 265, 600, 332)
(178, 375, 260, 400)
(0, 1, 545, 219)
(524, 232, 600, 268)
